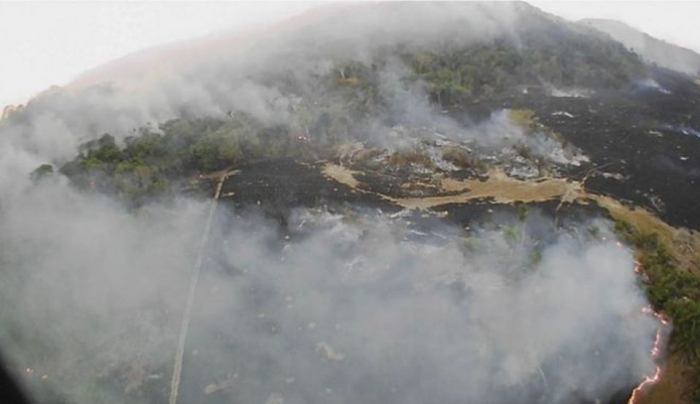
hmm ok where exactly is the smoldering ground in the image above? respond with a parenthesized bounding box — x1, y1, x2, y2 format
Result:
(184, 208, 660, 404)
(0, 3, 667, 403)
(0, 179, 205, 402)
(0, 177, 661, 404)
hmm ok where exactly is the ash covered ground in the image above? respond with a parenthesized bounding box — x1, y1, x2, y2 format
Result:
(158, 156, 655, 404)
(471, 67, 700, 230)
(162, 66, 700, 404)
(11, 67, 698, 404)
(1, 3, 699, 404)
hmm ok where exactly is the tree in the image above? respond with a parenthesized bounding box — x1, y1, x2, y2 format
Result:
(88, 134, 122, 163)
(30, 164, 54, 182)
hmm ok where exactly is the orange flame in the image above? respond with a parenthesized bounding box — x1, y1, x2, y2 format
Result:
(628, 365, 662, 404)
(627, 296, 669, 402)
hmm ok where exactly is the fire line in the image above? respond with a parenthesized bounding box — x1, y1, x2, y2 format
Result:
(627, 280, 669, 403)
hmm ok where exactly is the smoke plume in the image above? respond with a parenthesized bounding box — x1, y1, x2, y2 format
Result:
(0, 3, 663, 404)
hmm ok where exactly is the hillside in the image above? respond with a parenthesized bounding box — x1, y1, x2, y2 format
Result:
(0, 2, 646, 161)
(581, 18, 700, 76)
(1, 3, 699, 404)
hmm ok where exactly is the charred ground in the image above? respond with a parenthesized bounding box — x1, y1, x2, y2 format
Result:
(7, 3, 700, 404)
(471, 67, 700, 230)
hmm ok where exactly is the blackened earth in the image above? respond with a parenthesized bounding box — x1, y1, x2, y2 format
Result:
(467, 67, 700, 230)
(174, 68, 700, 404)
(176, 166, 647, 404)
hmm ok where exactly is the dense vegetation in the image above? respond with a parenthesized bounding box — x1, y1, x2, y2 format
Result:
(403, 31, 644, 105)
(308, 27, 645, 110)
(52, 116, 315, 206)
(614, 219, 700, 400)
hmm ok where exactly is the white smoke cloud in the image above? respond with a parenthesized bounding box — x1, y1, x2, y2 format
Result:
(0, 182, 660, 403)
(0, 4, 663, 404)
(0, 2, 537, 162)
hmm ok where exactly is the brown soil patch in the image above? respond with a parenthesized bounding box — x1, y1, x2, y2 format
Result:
(322, 163, 361, 189)
(637, 353, 694, 404)
(323, 163, 582, 208)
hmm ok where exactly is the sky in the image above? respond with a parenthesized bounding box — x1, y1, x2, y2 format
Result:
(0, 1, 318, 109)
(1, 1, 700, 110)
(531, 1, 700, 52)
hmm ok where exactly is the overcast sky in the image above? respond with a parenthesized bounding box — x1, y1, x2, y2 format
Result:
(1, 1, 699, 110)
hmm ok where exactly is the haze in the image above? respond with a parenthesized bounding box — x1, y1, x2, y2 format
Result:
(2, 1, 700, 110)
(0, 1, 317, 109)
(1, 1, 694, 403)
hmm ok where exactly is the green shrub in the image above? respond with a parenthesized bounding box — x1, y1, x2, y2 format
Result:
(614, 218, 700, 398)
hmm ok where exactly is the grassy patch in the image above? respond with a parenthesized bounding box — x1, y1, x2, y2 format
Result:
(508, 108, 537, 127)
(507, 108, 571, 150)
(388, 148, 434, 169)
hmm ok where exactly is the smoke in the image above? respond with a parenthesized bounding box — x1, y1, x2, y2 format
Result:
(580, 18, 700, 77)
(192, 208, 657, 404)
(0, 2, 539, 162)
(0, 182, 660, 403)
(0, 3, 664, 403)
(0, 180, 204, 401)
